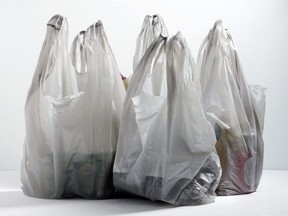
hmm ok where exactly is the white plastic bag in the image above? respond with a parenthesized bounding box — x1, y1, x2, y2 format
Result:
(197, 20, 266, 195)
(113, 33, 221, 205)
(21, 15, 125, 198)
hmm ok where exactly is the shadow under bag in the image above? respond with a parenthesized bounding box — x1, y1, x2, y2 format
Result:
(113, 33, 221, 205)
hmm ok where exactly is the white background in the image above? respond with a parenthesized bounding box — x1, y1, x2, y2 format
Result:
(0, 0, 287, 171)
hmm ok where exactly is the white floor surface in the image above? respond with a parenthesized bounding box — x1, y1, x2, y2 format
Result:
(0, 170, 287, 216)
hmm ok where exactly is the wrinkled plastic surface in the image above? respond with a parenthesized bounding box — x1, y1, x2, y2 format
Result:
(113, 33, 221, 205)
(197, 20, 266, 195)
(21, 15, 125, 199)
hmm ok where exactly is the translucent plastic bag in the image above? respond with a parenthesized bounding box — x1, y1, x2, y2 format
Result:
(21, 15, 125, 198)
(197, 20, 266, 195)
(113, 33, 221, 205)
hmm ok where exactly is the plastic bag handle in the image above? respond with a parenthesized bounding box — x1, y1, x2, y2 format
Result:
(167, 32, 195, 82)
(152, 14, 168, 38)
(86, 20, 123, 80)
(70, 31, 87, 74)
(40, 15, 67, 85)
(47, 14, 64, 30)
(39, 15, 79, 97)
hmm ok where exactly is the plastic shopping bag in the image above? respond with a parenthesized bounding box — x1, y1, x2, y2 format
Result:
(197, 20, 266, 195)
(113, 33, 221, 205)
(21, 15, 125, 199)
